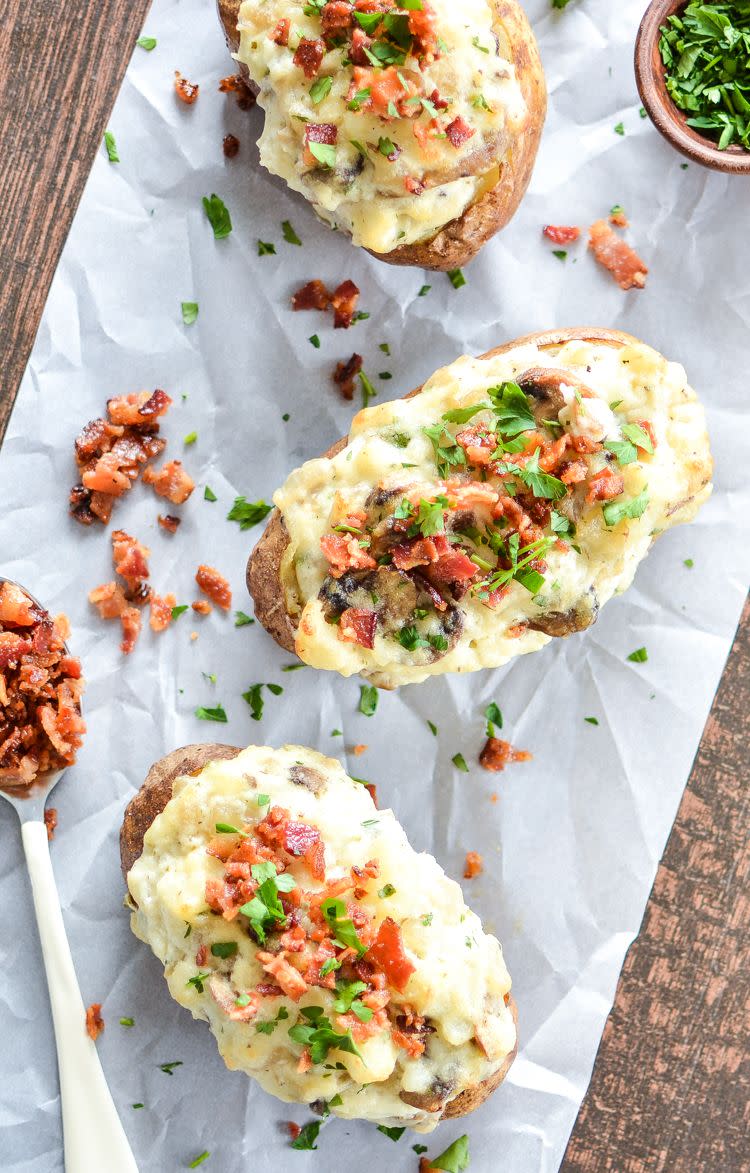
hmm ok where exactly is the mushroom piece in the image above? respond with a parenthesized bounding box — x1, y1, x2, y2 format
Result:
(319, 567, 463, 663)
(517, 367, 597, 430)
(399, 1079, 454, 1114)
(527, 587, 599, 637)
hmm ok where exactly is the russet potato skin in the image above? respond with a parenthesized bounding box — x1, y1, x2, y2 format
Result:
(120, 743, 517, 1119)
(246, 328, 645, 662)
(216, 0, 546, 269)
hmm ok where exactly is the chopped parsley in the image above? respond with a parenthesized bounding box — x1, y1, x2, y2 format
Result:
(119, 1017, 135, 1027)
(104, 131, 119, 163)
(291, 1120, 323, 1150)
(235, 611, 254, 626)
(360, 371, 377, 408)
(215, 822, 244, 835)
(181, 301, 199, 325)
(136, 36, 157, 50)
(552, 249, 567, 261)
(427, 720, 438, 736)
(378, 883, 396, 898)
(240, 861, 296, 943)
(186, 972, 210, 993)
(194, 704, 227, 723)
(423, 422, 466, 478)
(188, 1153, 210, 1168)
(257, 240, 276, 256)
(171, 604, 188, 620)
(627, 646, 649, 663)
(308, 141, 336, 168)
(309, 334, 321, 348)
(377, 1125, 406, 1141)
(614, 122, 625, 136)
(429, 1133, 470, 1172)
(320, 896, 366, 954)
(227, 497, 273, 529)
(585, 716, 599, 725)
(452, 752, 469, 772)
(210, 941, 238, 958)
(204, 485, 217, 501)
(359, 684, 378, 716)
(418, 284, 432, 296)
(255, 1005, 289, 1035)
(282, 219, 302, 245)
(288, 1005, 362, 1064)
(310, 76, 332, 104)
(684, 557, 694, 569)
(202, 194, 232, 239)
(447, 268, 466, 289)
(159, 1061, 183, 1075)
(485, 701, 503, 735)
(184, 431, 197, 446)
(602, 487, 649, 527)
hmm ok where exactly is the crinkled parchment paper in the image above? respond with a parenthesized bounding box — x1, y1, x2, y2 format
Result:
(1, 0, 749, 1169)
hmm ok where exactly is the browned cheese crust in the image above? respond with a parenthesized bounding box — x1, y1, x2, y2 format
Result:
(215, 0, 546, 270)
(246, 328, 641, 656)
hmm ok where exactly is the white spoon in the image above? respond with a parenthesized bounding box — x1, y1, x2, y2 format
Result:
(0, 578, 138, 1172)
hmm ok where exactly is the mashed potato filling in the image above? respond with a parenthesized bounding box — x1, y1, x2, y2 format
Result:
(128, 746, 515, 1130)
(274, 338, 713, 687)
(236, 0, 527, 251)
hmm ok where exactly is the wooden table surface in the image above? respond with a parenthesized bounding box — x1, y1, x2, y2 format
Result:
(1, 2, 748, 1169)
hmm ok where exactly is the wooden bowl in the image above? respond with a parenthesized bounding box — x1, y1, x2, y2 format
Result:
(635, 0, 750, 174)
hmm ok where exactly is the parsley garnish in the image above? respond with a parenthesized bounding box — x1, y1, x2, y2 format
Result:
(418, 284, 431, 296)
(378, 1125, 406, 1141)
(308, 141, 336, 168)
(378, 883, 396, 898)
(282, 220, 302, 245)
(320, 897, 366, 954)
(255, 1005, 289, 1034)
(485, 701, 503, 735)
(159, 1061, 183, 1075)
(489, 381, 536, 435)
(288, 1005, 363, 1064)
(602, 486, 649, 527)
(427, 720, 438, 736)
(257, 240, 276, 256)
(181, 301, 198, 325)
(227, 497, 273, 529)
(423, 422, 467, 478)
(511, 449, 567, 500)
(452, 752, 469, 772)
(202, 194, 232, 239)
(104, 131, 119, 163)
(359, 684, 378, 716)
(584, 716, 599, 725)
(429, 1133, 470, 1171)
(684, 557, 694, 569)
(195, 704, 227, 723)
(215, 822, 244, 835)
(309, 334, 320, 348)
(186, 972, 210, 993)
(210, 941, 238, 958)
(310, 76, 332, 104)
(188, 1152, 210, 1168)
(553, 249, 567, 261)
(184, 431, 197, 445)
(240, 862, 296, 943)
(119, 1017, 135, 1027)
(360, 371, 377, 408)
(627, 646, 648, 663)
(235, 610, 254, 626)
(136, 36, 157, 50)
(447, 268, 466, 289)
(171, 604, 188, 620)
(204, 485, 217, 501)
(291, 1120, 323, 1150)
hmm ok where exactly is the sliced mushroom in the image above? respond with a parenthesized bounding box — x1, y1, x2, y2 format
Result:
(527, 587, 599, 637)
(289, 765, 325, 793)
(400, 1078, 454, 1114)
(517, 367, 596, 430)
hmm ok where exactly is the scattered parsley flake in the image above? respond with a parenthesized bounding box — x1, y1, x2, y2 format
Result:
(602, 486, 649, 527)
(627, 647, 648, 663)
(210, 942, 238, 958)
(429, 1133, 470, 1172)
(183, 431, 197, 445)
(159, 1061, 183, 1075)
(684, 558, 694, 569)
(291, 1120, 323, 1150)
(427, 720, 438, 736)
(360, 371, 377, 408)
(452, 752, 469, 772)
(202, 194, 232, 239)
(227, 497, 273, 530)
(282, 219, 302, 245)
(418, 284, 432, 296)
(171, 605, 188, 620)
(204, 485, 217, 502)
(188, 1152, 210, 1168)
(181, 301, 199, 325)
(614, 122, 625, 136)
(309, 334, 321, 348)
(104, 131, 119, 163)
(378, 884, 396, 899)
(584, 716, 599, 725)
(195, 704, 228, 723)
(235, 611, 254, 627)
(359, 684, 378, 716)
(309, 141, 336, 167)
(377, 1125, 406, 1141)
(119, 1017, 135, 1027)
(136, 36, 157, 50)
(553, 249, 567, 261)
(257, 240, 276, 256)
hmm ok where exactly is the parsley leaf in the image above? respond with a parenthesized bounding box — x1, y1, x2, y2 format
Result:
(159, 1061, 182, 1075)
(423, 423, 467, 478)
(602, 486, 649, 527)
(210, 941, 237, 958)
(309, 141, 336, 168)
(257, 240, 276, 256)
(429, 1134, 470, 1172)
(136, 36, 157, 50)
(452, 752, 469, 772)
(310, 76, 332, 104)
(194, 704, 227, 723)
(378, 1125, 406, 1141)
(282, 220, 302, 245)
(181, 301, 199, 325)
(321, 897, 366, 954)
(227, 497, 272, 529)
(489, 381, 536, 436)
(359, 684, 378, 716)
(204, 485, 217, 501)
(104, 131, 119, 163)
(202, 194, 232, 239)
(627, 646, 648, 663)
(291, 1121, 322, 1150)
(513, 449, 567, 500)
(240, 862, 296, 943)
(235, 611, 254, 627)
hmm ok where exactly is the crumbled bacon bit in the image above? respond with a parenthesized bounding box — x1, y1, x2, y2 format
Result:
(464, 851, 483, 879)
(340, 607, 377, 648)
(543, 225, 580, 244)
(321, 1, 353, 36)
(404, 176, 425, 196)
(291, 279, 330, 312)
(352, 744, 367, 756)
(445, 116, 475, 149)
(192, 600, 212, 615)
(589, 219, 648, 290)
(479, 737, 532, 772)
(158, 514, 181, 533)
(85, 1003, 104, 1041)
(333, 353, 363, 401)
(195, 565, 232, 610)
(112, 530, 150, 595)
(218, 73, 256, 109)
(609, 208, 629, 228)
(320, 533, 376, 577)
(367, 918, 415, 992)
(286, 1122, 302, 1142)
(330, 280, 360, 329)
(174, 71, 199, 104)
(408, 3, 440, 59)
(44, 808, 58, 840)
(222, 134, 240, 159)
(149, 592, 176, 632)
(586, 466, 624, 504)
(293, 37, 326, 79)
(270, 18, 290, 46)
(142, 460, 195, 504)
(0, 585, 85, 788)
(303, 121, 338, 167)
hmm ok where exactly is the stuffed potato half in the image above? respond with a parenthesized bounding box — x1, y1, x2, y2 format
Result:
(247, 328, 713, 688)
(122, 744, 517, 1130)
(217, 0, 546, 269)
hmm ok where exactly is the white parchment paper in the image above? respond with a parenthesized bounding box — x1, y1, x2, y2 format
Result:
(2, 0, 749, 1169)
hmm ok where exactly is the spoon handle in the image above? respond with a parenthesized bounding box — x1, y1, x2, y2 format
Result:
(22, 820, 139, 1173)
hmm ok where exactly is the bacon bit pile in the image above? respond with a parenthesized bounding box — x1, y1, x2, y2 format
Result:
(479, 737, 532, 773)
(218, 73, 257, 110)
(223, 133, 240, 159)
(70, 390, 172, 526)
(333, 353, 364, 400)
(195, 565, 232, 611)
(200, 804, 431, 1061)
(158, 514, 181, 534)
(291, 279, 361, 329)
(89, 530, 177, 654)
(589, 219, 648, 290)
(464, 851, 483, 879)
(44, 807, 58, 840)
(85, 1003, 104, 1041)
(0, 583, 85, 787)
(543, 225, 580, 244)
(174, 71, 199, 105)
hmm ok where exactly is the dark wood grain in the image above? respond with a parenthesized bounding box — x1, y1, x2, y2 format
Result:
(0, 0, 152, 443)
(561, 597, 750, 1173)
(0, 1, 748, 1169)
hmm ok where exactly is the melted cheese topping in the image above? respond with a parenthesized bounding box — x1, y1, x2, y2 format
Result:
(236, 0, 527, 251)
(128, 746, 515, 1129)
(274, 338, 713, 687)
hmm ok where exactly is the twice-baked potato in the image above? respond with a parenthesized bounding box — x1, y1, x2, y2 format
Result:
(122, 744, 517, 1130)
(247, 328, 713, 688)
(216, 0, 546, 269)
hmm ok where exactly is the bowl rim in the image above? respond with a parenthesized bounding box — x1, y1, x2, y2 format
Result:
(635, 0, 750, 175)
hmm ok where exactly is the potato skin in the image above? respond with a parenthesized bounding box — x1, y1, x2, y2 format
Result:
(215, 0, 546, 270)
(246, 328, 642, 657)
(119, 743, 242, 880)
